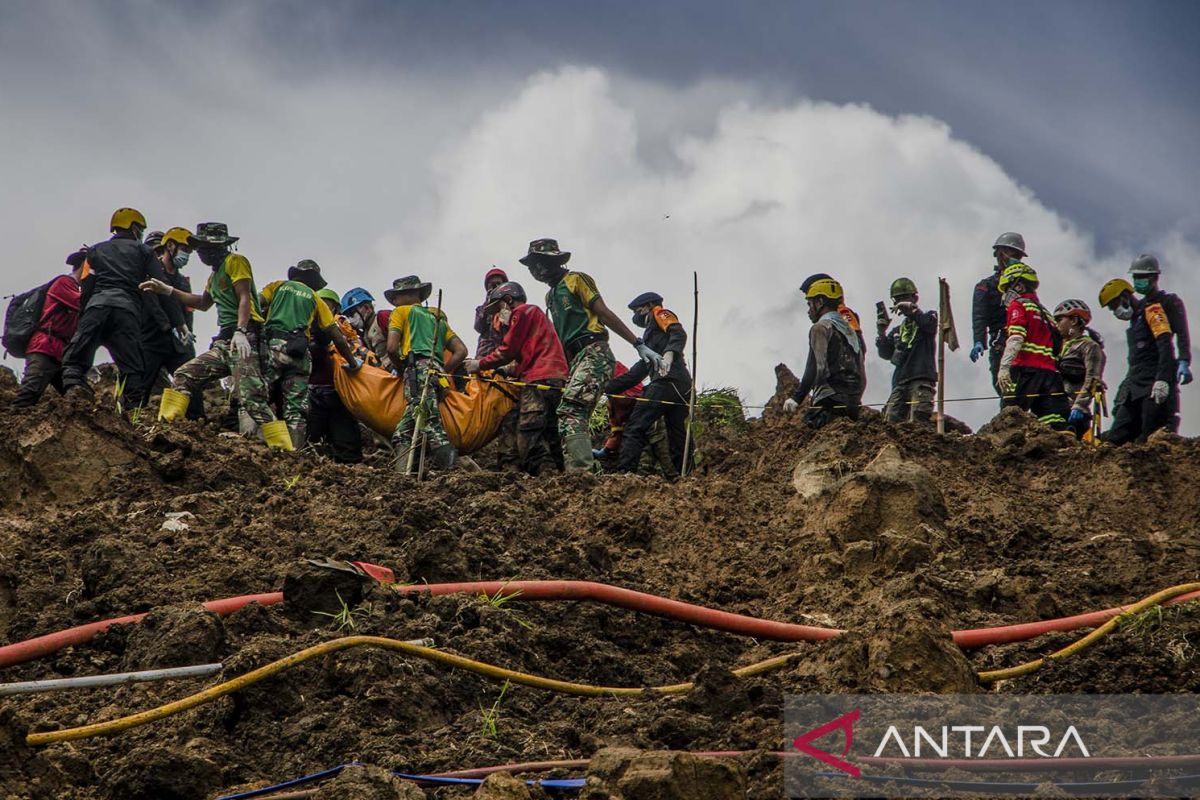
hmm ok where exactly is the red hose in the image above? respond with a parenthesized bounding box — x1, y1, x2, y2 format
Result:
(4, 582, 1198, 670)
(0, 593, 283, 669)
(393, 580, 841, 643)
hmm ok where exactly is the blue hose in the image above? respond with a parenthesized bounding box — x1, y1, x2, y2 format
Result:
(216, 764, 584, 800)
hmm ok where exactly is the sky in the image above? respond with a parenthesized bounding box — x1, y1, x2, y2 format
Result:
(1, 1, 1197, 433)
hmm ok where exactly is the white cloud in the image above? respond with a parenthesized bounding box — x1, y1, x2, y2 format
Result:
(1, 25, 1196, 435)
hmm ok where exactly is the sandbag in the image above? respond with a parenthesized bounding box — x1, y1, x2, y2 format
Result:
(333, 359, 516, 454)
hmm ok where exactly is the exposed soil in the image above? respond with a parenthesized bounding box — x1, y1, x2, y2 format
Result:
(0, 365, 1197, 799)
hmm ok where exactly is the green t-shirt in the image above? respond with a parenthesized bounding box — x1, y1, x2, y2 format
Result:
(262, 279, 335, 336)
(546, 271, 604, 346)
(205, 254, 264, 330)
(388, 304, 456, 364)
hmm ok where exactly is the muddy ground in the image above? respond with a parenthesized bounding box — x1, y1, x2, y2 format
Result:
(0, 365, 1197, 799)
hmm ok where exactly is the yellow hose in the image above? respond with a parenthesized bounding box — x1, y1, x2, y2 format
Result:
(977, 582, 1200, 683)
(26, 637, 801, 746)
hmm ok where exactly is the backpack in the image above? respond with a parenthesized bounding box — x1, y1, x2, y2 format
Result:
(2, 281, 53, 358)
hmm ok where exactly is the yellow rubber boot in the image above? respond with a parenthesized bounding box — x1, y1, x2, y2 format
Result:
(158, 389, 190, 422)
(261, 420, 295, 451)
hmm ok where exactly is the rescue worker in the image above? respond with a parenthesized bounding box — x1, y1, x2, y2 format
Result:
(463, 281, 568, 475)
(1099, 278, 1179, 443)
(971, 232, 1027, 396)
(593, 361, 644, 460)
(876, 277, 937, 424)
(307, 288, 369, 463)
(139, 222, 278, 438)
(385, 275, 468, 472)
(800, 272, 866, 354)
(1128, 254, 1191, 386)
(14, 249, 86, 407)
(260, 260, 362, 449)
(782, 278, 865, 427)
(61, 208, 179, 404)
(520, 238, 660, 471)
(1052, 299, 1106, 440)
(340, 287, 387, 365)
(995, 262, 1070, 430)
(606, 292, 694, 476)
(473, 267, 510, 358)
(137, 227, 202, 419)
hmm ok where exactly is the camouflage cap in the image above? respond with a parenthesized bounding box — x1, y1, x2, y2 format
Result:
(188, 222, 239, 247)
(287, 259, 327, 290)
(518, 238, 571, 267)
(384, 275, 433, 304)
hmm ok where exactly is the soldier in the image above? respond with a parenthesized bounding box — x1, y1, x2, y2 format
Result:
(140, 222, 279, 440)
(876, 277, 937, 424)
(520, 238, 661, 471)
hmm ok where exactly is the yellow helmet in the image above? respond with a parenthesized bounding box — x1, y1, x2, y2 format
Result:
(110, 207, 147, 232)
(805, 277, 844, 302)
(997, 262, 1039, 292)
(160, 227, 193, 250)
(1098, 278, 1134, 308)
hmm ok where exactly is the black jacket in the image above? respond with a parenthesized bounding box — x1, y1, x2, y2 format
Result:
(794, 314, 865, 405)
(607, 307, 690, 394)
(85, 234, 173, 316)
(877, 309, 938, 387)
(1122, 297, 1176, 395)
(971, 271, 1006, 349)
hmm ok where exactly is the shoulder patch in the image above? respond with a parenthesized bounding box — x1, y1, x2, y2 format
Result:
(653, 307, 680, 331)
(1144, 303, 1172, 338)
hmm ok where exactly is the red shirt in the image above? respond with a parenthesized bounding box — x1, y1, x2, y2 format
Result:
(478, 303, 568, 383)
(1006, 292, 1058, 371)
(27, 274, 82, 361)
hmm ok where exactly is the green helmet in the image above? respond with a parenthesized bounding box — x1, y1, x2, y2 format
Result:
(316, 288, 342, 310)
(889, 277, 918, 299)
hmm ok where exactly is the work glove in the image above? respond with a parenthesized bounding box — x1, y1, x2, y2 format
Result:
(997, 367, 1015, 397)
(634, 340, 663, 372)
(140, 278, 172, 296)
(969, 342, 985, 363)
(1178, 360, 1193, 386)
(1068, 408, 1087, 426)
(658, 351, 675, 378)
(592, 447, 609, 460)
(341, 357, 362, 372)
(782, 398, 799, 414)
(1151, 380, 1170, 404)
(462, 358, 481, 374)
(231, 330, 253, 361)
(173, 327, 195, 347)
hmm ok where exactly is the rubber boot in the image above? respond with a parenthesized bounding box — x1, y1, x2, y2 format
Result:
(562, 432, 595, 472)
(430, 443, 457, 470)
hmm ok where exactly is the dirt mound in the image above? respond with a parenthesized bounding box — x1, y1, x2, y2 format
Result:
(0, 380, 1198, 799)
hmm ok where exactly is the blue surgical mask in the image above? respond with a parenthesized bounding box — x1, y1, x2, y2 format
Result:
(172, 250, 190, 270)
(1132, 277, 1153, 295)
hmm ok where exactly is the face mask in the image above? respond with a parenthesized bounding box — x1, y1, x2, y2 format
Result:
(1113, 302, 1134, 321)
(498, 306, 513, 326)
(1132, 277, 1153, 295)
(198, 247, 225, 267)
(631, 312, 648, 327)
(172, 250, 190, 270)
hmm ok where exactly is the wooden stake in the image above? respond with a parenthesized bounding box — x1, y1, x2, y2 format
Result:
(681, 271, 699, 476)
(937, 277, 947, 434)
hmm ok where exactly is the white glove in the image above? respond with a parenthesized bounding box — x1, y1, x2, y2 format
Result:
(658, 351, 675, 377)
(463, 358, 481, 374)
(783, 398, 799, 414)
(231, 330, 253, 360)
(1151, 380, 1170, 404)
(635, 341, 663, 372)
(140, 278, 172, 296)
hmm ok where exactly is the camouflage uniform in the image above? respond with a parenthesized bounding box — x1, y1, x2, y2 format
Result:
(265, 336, 312, 435)
(174, 332, 275, 425)
(392, 357, 452, 454)
(557, 341, 616, 440)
